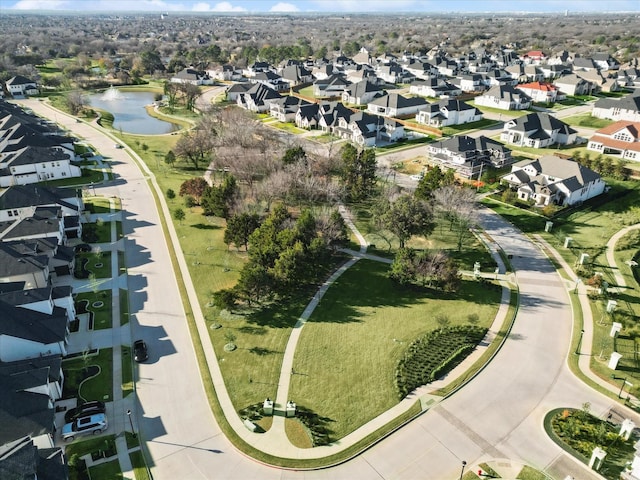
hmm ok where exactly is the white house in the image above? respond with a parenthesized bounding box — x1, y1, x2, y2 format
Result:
(416, 99, 482, 127)
(0, 300, 69, 362)
(170, 68, 213, 86)
(341, 80, 384, 105)
(501, 155, 605, 206)
(475, 85, 532, 111)
(592, 93, 640, 122)
(0, 146, 81, 188)
(366, 93, 428, 118)
(587, 120, 640, 161)
(5, 76, 38, 96)
(501, 112, 577, 148)
(515, 81, 563, 104)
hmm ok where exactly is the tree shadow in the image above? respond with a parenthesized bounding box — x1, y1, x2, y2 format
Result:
(191, 223, 220, 230)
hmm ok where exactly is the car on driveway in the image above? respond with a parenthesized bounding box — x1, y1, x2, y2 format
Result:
(64, 400, 106, 423)
(133, 339, 148, 362)
(114, 143, 123, 149)
(62, 413, 108, 442)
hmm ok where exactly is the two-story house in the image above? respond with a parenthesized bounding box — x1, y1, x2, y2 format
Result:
(501, 112, 577, 148)
(501, 155, 605, 206)
(587, 120, 640, 161)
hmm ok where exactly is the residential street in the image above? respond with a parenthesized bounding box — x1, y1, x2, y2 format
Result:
(17, 98, 639, 479)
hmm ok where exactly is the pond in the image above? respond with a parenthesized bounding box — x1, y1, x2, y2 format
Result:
(87, 88, 180, 135)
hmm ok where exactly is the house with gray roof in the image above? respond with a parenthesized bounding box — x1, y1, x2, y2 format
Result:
(592, 92, 640, 122)
(4, 76, 38, 97)
(366, 93, 428, 118)
(170, 68, 213, 86)
(0, 299, 69, 362)
(0, 385, 56, 447)
(313, 74, 351, 97)
(280, 64, 313, 86)
(501, 112, 577, 148)
(475, 85, 532, 111)
(269, 95, 311, 123)
(236, 83, 283, 113)
(250, 71, 289, 92)
(427, 135, 513, 179)
(416, 99, 483, 127)
(0, 186, 82, 225)
(0, 242, 50, 289)
(0, 285, 75, 323)
(501, 155, 605, 206)
(341, 80, 384, 106)
(0, 435, 67, 480)
(0, 354, 64, 404)
(409, 77, 461, 99)
(553, 73, 597, 96)
(336, 111, 404, 147)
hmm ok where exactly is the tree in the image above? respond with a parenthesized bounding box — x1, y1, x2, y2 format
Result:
(433, 186, 477, 252)
(389, 247, 417, 285)
(164, 150, 176, 167)
(179, 177, 209, 204)
(224, 212, 261, 250)
(173, 208, 185, 224)
(212, 289, 238, 312)
(174, 128, 215, 170)
(340, 144, 377, 201)
(319, 209, 348, 248)
(282, 146, 306, 165)
(378, 195, 435, 249)
(201, 175, 237, 218)
(66, 89, 86, 115)
(414, 166, 444, 200)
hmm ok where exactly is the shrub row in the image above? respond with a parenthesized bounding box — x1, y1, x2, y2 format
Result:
(395, 325, 487, 399)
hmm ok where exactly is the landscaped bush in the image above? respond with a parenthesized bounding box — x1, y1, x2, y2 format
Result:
(395, 325, 487, 399)
(549, 407, 637, 479)
(292, 405, 334, 446)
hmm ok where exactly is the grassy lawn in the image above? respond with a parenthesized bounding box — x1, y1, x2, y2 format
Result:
(40, 168, 106, 188)
(77, 251, 112, 278)
(441, 118, 499, 136)
(85, 196, 116, 213)
(82, 220, 117, 244)
(480, 197, 549, 233)
(62, 348, 113, 402)
(289, 260, 501, 439)
(89, 460, 123, 479)
(561, 114, 613, 129)
(469, 102, 529, 118)
(130, 450, 151, 480)
(268, 121, 307, 134)
(76, 290, 113, 330)
(120, 288, 130, 326)
(122, 345, 134, 398)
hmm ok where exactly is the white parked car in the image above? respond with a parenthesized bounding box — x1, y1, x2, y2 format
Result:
(410, 173, 424, 181)
(61, 413, 108, 441)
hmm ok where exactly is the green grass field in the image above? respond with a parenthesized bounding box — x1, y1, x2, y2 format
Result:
(290, 260, 501, 439)
(62, 348, 113, 403)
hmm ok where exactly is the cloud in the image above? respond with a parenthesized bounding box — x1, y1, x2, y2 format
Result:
(10, 0, 70, 9)
(312, 0, 419, 11)
(270, 2, 299, 12)
(192, 1, 247, 11)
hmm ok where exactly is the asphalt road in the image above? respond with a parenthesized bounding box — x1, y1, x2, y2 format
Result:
(18, 98, 630, 479)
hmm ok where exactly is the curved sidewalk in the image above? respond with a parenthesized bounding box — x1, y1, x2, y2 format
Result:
(534, 232, 640, 404)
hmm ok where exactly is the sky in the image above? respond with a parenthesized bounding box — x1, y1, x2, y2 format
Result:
(4, 0, 640, 13)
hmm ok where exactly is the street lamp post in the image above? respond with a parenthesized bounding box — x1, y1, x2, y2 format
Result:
(574, 329, 585, 355)
(127, 409, 136, 438)
(619, 377, 628, 399)
(459, 460, 467, 480)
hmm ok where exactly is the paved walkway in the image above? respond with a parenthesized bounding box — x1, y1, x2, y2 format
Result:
(534, 233, 640, 405)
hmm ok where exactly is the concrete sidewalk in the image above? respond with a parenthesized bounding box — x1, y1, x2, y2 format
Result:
(534, 233, 640, 406)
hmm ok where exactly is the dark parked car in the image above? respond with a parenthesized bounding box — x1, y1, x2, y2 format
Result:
(133, 339, 148, 362)
(64, 400, 106, 423)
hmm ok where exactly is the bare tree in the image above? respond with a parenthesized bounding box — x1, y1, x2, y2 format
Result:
(433, 185, 477, 252)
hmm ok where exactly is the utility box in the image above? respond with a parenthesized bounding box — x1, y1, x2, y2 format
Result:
(263, 398, 274, 416)
(285, 401, 296, 418)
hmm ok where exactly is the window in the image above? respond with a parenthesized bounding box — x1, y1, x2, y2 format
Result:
(8, 210, 12, 217)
